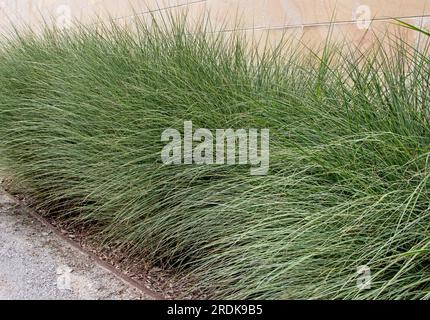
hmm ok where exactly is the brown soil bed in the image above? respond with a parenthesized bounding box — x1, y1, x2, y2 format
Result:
(1, 177, 205, 300)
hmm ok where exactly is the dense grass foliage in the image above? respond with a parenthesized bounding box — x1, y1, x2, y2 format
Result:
(0, 17, 430, 299)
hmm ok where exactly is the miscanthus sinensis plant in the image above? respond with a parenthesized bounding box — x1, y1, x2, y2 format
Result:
(0, 15, 429, 299)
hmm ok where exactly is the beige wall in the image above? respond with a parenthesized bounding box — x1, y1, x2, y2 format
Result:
(1, 0, 430, 46)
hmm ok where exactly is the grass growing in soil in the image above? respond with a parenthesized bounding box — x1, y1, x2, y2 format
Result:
(0, 15, 430, 299)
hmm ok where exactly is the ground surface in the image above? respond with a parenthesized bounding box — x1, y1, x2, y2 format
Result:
(0, 187, 153, 300)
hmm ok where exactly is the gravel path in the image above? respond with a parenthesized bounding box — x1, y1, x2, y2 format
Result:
(0, 187, 154, 300)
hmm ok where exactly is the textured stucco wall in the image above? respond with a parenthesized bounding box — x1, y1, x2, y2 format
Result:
(1, 1, 430, 46)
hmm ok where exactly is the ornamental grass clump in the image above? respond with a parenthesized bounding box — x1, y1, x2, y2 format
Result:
(0, 15, 429, 299)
